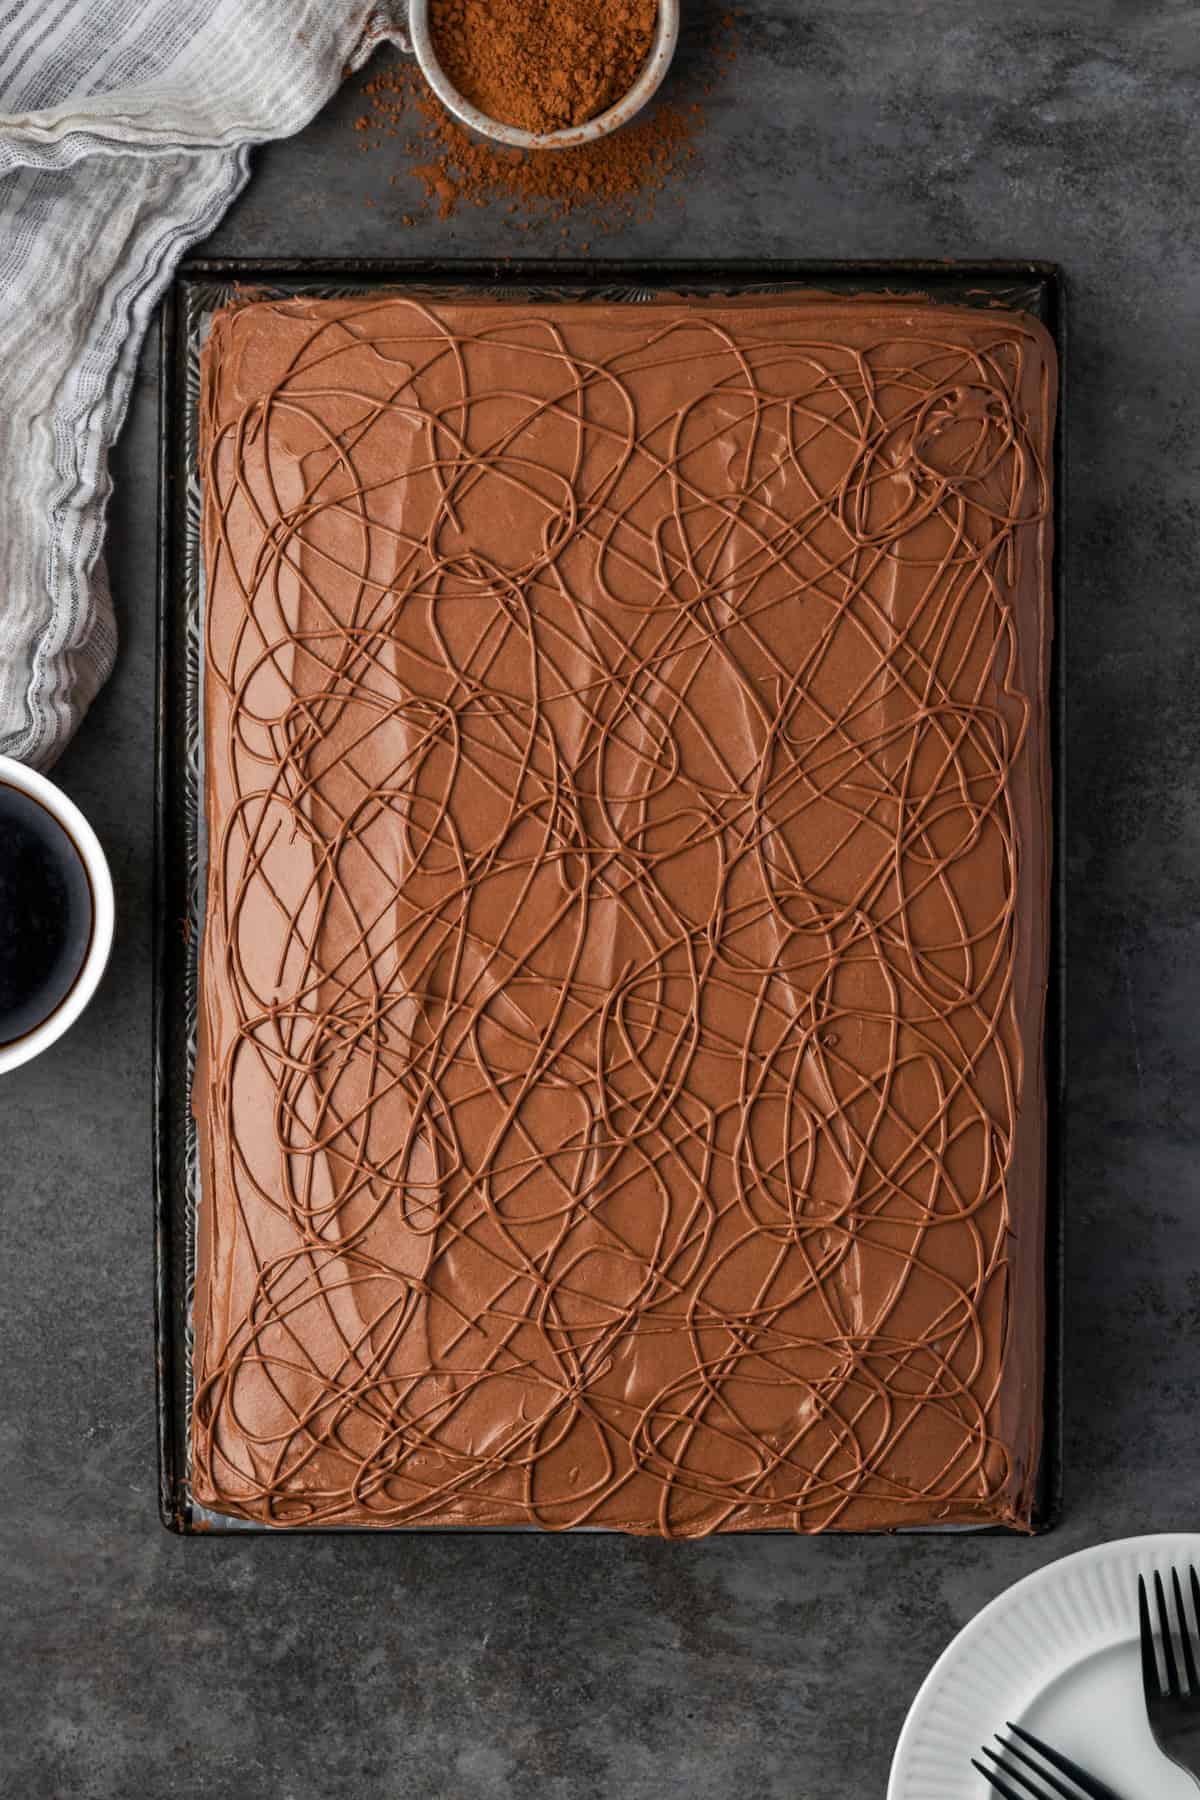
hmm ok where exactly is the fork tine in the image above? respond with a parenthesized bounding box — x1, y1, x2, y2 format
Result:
(1139, 1574, 1160, 1701)
(984, 1738, 1076, 1800)
(1155, 1569, 1182, 1697)
(1173, 1566, 1199, 1694)
(973, 1756, 1047, 1800)
(1004, 1722, 1125, 1800)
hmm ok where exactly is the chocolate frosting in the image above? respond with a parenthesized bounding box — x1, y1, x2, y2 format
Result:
(192, 292, 1055, 1533)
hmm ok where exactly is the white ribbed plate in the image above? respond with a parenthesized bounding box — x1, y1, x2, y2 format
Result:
(890, 1535, 1200, 1798)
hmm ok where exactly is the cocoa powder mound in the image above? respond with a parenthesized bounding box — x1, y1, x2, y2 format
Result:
(431, 0, 658, 135)
(352, 11, 739, 234)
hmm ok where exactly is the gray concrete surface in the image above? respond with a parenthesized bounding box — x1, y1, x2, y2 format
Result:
(3, 3, 1200, 1795)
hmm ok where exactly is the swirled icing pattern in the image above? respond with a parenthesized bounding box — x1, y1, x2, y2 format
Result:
(193, 293, 1054, 1533)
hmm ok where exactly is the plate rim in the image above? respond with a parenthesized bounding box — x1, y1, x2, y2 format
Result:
(888, 1531, 1200, 1798)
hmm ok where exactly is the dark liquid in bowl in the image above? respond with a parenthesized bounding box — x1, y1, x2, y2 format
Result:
(0, 782, 93, 1048)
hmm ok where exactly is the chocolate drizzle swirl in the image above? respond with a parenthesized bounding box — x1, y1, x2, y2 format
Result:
(192, 293, 1054, 1533)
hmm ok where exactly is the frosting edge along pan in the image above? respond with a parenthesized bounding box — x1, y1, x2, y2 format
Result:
(153, 259, 1066, 1536)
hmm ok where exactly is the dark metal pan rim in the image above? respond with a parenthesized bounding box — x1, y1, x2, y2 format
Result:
(154, 256, 1066, 1536)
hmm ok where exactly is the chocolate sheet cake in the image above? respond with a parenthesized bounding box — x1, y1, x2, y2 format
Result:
(192, 291, 1055, 1533)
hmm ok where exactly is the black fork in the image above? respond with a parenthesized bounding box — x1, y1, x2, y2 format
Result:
(973, 1721, 1125, 1800)
(1138, 1568, 1200, 1787)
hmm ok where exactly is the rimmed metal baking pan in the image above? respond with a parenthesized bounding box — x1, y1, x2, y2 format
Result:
(154, 259, 1066, 1535)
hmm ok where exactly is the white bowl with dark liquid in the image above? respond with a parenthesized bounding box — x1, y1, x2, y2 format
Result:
(0, 753, 114, 1075)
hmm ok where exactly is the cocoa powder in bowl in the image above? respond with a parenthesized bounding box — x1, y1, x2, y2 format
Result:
(430, 0, 659, 135)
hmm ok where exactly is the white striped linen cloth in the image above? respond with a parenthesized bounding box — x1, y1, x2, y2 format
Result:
(0, 0, 408, 769)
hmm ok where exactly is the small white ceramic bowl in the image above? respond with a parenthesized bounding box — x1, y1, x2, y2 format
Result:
(409, 0, 680, 151)
(0, 753, 114, 1076)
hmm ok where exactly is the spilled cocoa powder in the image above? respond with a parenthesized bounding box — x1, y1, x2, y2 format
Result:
(351, 9, 739, 235)
(430, 0, 658, 136)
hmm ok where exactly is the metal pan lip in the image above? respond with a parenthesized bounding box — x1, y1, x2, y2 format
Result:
(155, 259, 1065, 1536)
